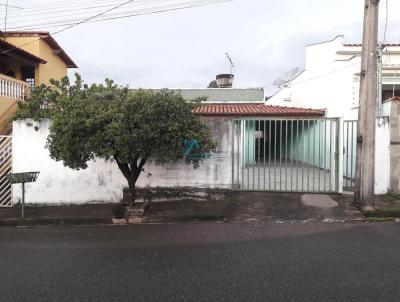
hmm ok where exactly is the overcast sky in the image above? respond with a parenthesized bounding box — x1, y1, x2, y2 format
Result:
(5, 0, 400, 94)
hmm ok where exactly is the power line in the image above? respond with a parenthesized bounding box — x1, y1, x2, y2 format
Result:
(0, 0, 121, 12)
(0, 0, 234, 56)
(0, 0, 136, 56)
(290, 62, 359, 86)
(4, 0, 9, 32)
(4, 0, 172, 25)
(383, 0, 389, 44)
(1, 0, 151, 17)
(5, 0, 234, 31)
(3, 0, 219, 27)
(0, 3, 23, 9)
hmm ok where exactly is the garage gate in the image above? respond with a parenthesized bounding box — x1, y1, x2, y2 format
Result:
(232, 118, 341, 193)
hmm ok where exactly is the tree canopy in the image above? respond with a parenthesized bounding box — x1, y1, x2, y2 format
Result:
(15, 74, 216, 204)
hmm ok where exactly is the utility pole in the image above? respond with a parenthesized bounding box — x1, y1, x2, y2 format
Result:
(354, 0, 380, 210)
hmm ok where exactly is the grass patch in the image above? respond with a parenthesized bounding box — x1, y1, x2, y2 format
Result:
(363, 217, 396, 223)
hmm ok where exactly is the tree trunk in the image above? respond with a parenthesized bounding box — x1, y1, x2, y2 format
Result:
(128, 180, 136, 207)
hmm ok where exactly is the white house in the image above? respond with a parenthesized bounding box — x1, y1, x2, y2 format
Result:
(268, 35, 400, 119)
(11, 88, 330, 205)
(268, 35, 400, 194)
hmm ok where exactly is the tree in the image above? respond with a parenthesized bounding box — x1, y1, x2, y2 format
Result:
(207, 80, 218, 88)
(15, 74, 216, 206)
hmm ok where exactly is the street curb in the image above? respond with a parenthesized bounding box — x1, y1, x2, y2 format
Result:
(0, 217, 112, 227)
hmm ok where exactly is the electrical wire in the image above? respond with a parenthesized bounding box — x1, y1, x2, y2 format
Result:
(0, 0, 136, 56)
(0, 0, 234, 56)
(4, 0, 173, 25)
(5, 0, 233, 31)
(289, 62, 359, 86)
(1, 0, 152, 17)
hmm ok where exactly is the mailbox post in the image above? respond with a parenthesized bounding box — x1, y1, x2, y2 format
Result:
(6, 172, 40, 219)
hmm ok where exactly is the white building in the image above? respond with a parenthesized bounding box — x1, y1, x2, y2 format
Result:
(268, 35, 400, 120)
(268, 35, 400, 195)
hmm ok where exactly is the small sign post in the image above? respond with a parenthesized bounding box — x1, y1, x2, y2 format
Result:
(6, 172, 40, 219)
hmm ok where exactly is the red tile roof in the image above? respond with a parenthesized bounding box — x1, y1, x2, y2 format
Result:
(1, 31, 77, 68)
(390, 96, 400, 101)
(0, 39, 46, 64)
(193, 103, 325, 117)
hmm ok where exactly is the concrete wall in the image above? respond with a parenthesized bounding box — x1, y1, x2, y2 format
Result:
(12, 118, 233, 205)
(375, 119, 391, 194)
(390, 101, 400, 192)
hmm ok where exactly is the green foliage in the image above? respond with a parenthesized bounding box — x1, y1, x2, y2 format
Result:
(207, 80, 218, 88)
(15, 74, 216, 204)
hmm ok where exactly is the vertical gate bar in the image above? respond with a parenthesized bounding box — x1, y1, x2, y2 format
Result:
(241, 121, 245, 190)
(343, 122, 349, 188)
(285, 120, 288, 191)
(318, 121, 322, 192)
(237, 121, 242, 188)
(336, 119, 341, 192)
(296, 120, 299, 191)
(346, 123, 353, 187)
(252, 121, 255, 190)
(329, 120, 332, 191)
(245, 121, 250, 190)
(302, 120, 305, 191)
(350, 121, 355, 189)
(232, 121, 235, 189)
(312, 120, 316, 192)
(274, 120, 277, 190)
(307, 120, 311, 192)
(269, 120, 272, 190)
(280, 120, 283, 191)
(258, 120, 261, 190)
(291, 120, 294, 191)
(343, 122, 345, 189)
(343, 122, 346, 189)
(264, 121, 266, 190)
(324, 120, 327, 192)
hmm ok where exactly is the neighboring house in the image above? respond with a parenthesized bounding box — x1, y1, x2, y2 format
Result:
(11, 88, 331, 205)
(0, 31, 77, 134)
(268, 35, 400, 194)
(268, 35, 400, 120)
(0, 31, 77, 207)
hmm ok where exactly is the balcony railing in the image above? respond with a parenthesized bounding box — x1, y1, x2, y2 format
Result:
(0, 74, 30, 101)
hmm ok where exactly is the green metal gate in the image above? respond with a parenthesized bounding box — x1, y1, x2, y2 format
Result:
(232, 118, 341, 193)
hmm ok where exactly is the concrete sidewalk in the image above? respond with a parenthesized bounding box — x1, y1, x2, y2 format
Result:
(0, 192, 363, 227)
(225, 192, 363, 224)
(0, 204, 115, 226)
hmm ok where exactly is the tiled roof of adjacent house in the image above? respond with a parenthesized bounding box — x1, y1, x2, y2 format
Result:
(1, 31, 77, 68)
(193, 103, 325, 117)
(390, 96, 400, 101)
(0, 39, 46, 64)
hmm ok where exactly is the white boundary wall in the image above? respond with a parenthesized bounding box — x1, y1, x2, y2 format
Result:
(12, 119, 233, 205)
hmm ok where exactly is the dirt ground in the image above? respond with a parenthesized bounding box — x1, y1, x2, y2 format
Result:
(225, 192, 363, 224)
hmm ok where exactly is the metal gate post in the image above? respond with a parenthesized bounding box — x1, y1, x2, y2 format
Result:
(337, 118, 344, 193)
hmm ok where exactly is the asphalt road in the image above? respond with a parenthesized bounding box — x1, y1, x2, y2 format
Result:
(1, 222, 400, 302)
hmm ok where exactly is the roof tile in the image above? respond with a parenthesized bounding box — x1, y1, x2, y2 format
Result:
(193, 103, 325, 117)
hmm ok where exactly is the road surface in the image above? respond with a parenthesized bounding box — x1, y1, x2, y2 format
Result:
(0, 222, 399, 301)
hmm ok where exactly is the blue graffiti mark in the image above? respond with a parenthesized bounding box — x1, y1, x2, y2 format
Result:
(183, 139, 212, 160)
